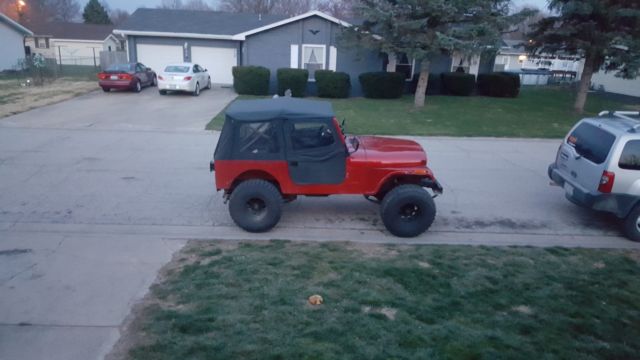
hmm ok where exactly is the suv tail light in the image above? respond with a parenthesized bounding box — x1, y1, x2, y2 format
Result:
(598, 171, 615, 193)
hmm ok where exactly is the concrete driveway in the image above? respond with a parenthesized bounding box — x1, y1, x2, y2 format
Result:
(1, 96, 639, 360)
(0, 85, 237, 131)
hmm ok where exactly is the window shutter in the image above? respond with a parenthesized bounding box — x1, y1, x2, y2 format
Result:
(290, 44, 299, 68)
(329, 46, 337, 71)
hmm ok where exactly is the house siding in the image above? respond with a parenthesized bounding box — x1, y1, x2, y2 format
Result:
(244, 16, 382, 96)
(0, 21, 26, 70)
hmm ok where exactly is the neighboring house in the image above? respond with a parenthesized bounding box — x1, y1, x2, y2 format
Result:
(494, 39, 584, 81)
(0, 12, 32, 71)
(591, 71, 640, 98)
(25, 22, 123, 66)
(114, 8, 485, 95)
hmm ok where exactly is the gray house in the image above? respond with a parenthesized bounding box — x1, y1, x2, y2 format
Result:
(0, 12, 33, 71)
(114, 8, 462, 96)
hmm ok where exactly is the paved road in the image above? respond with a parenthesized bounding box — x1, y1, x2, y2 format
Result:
(1, 92, 639, 360)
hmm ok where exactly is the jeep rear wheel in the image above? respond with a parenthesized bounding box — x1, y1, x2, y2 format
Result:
(622, 204, 640, 242)
(229, 180, 282, 232)
(380, 185, 436, 237)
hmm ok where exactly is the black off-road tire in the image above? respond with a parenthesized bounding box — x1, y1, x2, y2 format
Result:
(229, 180, 282, 232)
(380, 184, 436, 237)
(101, 87, 110, 92)
(622, 204, 640, 242)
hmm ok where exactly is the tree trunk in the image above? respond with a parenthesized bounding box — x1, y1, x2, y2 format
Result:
(414, 60, 431, 108)
(574, 51, 596, 114)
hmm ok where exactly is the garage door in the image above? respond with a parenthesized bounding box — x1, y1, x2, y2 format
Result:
(136, 44, 183, 74)
(190, 46, 236, 85)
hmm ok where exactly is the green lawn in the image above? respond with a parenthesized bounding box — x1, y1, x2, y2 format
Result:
(121, 241, 640, 360)
(206, 87, 638, 137)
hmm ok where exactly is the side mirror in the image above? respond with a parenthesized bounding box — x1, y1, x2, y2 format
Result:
(204, 68, 208, 72)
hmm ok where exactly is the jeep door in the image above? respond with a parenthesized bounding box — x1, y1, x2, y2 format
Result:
(284, 119, 346, 185)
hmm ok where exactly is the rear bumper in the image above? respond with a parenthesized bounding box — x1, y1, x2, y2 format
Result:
(99, 80, 135, 89)
(158, 81, 196, 92)
(548, 163, 637, 218)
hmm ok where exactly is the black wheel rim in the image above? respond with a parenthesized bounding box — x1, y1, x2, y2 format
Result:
(399, 203, 421, 221)
(245, 197, 267, 220)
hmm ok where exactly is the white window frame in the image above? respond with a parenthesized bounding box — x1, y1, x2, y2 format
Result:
(301, 44, 326, 81)
(394, 53, 415, 81)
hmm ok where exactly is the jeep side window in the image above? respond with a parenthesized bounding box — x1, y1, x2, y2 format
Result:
(290, 122, 335, 150)
(619, 140, 640, 170)
(237, 122, 279, 155)
(567, 123, 615, 164)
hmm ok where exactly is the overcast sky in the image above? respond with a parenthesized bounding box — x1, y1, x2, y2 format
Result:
(81, 0, 549, 14)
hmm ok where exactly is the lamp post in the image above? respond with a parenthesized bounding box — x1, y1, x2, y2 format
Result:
(518, 54, 527, 68)
(16, 0, 26, 22)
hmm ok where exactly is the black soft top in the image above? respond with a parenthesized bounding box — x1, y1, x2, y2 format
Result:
(225, 98, 334, 122)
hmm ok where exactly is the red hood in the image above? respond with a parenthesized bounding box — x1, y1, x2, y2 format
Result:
(356, 136, 427, 167)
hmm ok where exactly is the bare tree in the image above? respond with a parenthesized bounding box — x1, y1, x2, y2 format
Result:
(272, 0, 316, 16)
(110, 8, 130, 25)
(158, 0, 183, 9)
(47, 0, 81, 21)
(218, 0, 277, 14)
(183, 0, 212, 10)
(318, 0, 358, 18)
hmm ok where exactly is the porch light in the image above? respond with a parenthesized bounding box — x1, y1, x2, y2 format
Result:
(518, 55, 527, 63)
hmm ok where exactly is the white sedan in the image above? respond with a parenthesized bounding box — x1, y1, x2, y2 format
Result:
(157, 63, 211, 96)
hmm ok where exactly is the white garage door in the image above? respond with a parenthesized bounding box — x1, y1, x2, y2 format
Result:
(136, 44, 183, 74)
(191, 46, 236, 85)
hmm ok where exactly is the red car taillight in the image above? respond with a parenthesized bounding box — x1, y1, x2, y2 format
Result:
(97, 73, 107, 80)
(184, 76, 192, 81)
(598, 171, 615, 193)
(119, 74, 133, 80)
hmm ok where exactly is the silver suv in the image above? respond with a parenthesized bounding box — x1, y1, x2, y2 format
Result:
(548, 111, 640, 241)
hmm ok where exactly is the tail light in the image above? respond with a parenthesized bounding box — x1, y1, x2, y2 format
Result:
(598, 171, 615, 193)
(158, 75, 164, 80)
(119, 74, 133, 80)
(97, 73, 107, 80)
(184, 76, 192, 81)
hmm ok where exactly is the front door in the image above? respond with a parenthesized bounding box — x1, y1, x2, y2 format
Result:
(285, 120, 346, 185)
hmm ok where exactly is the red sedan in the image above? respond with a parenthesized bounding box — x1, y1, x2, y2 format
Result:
(98, 63, 157, 93)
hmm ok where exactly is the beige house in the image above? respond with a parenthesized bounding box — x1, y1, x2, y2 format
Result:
(494, 39, 584, 80)
(25, 22, 123, 66)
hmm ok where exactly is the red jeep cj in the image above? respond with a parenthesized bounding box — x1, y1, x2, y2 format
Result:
(210, 98, 443, 237)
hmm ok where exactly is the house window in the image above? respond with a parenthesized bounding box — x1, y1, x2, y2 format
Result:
(302, 44, 325, 80)
(396, 53, 414, 80)
(35, 37, 49, 49)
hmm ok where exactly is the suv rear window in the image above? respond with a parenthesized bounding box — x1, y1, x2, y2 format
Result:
(619, 140, 640, 170)
(567, 123, 615, 164)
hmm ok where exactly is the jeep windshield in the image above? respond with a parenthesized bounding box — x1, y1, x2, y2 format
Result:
(567, 122, 615, 164)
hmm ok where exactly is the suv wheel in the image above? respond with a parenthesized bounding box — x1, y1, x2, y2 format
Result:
(380, 184, 436, 237)
(229, 180, 282, 232)
(622, 204, 640, 242)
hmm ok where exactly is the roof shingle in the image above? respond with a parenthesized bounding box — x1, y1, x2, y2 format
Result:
(116, 8, 288, 36)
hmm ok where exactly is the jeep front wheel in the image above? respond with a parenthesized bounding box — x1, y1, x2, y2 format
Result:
(380, 185, 436, 237)
(229, 180, 282, 232)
